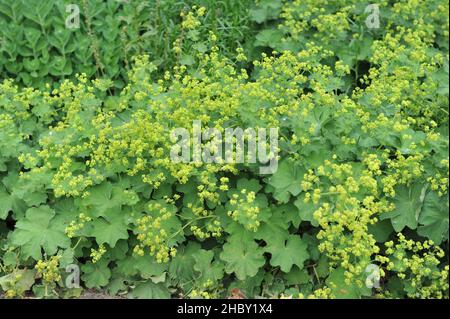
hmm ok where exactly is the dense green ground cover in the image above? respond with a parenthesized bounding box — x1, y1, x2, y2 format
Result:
(0, 0, 448, 299)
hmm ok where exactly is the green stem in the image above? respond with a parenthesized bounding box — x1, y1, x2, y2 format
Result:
(167, 215, 216, 240)
(72, 237, 83, 251)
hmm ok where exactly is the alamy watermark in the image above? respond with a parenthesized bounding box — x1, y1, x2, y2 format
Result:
(65, 264, 80, 289)
(64, 3, 381, 31)
(365, 264, 381, 289)
(365, 4, 380, 29)
(65, 4, 80, 29)
(170, 121, 279, 174)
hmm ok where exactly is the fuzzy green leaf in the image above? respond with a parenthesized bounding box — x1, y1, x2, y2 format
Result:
(10, 205, 70, 260)
(382, 183, 427, 232)
(128, 281, 170, 299)
(267, 160, 304, 203)
(220, 238, 265, 280)
(418, 191, 449, 244)
(81, 260, 111, 289)
(266, 235, 309, 272)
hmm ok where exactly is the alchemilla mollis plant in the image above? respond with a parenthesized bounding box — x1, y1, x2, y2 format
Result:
(0, 0, 448, 299)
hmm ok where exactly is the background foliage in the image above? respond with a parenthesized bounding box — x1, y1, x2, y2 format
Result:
(0, 0, 255, 89)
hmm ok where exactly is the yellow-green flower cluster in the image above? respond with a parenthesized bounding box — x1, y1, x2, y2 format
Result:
(134, 202, 177, 263)
(311, 160, 394, 284)
(90, 244, 107, 263)
(227, 189, 261, 232)
(2, 272, 25, 299)
(180, 6, 205, 30)
(189, 279, 220, 299)
(65, 213, 93, 238)
(299, 287, 334, 299)
(377, 234, 449, 299)
(35, 256, 62, 285)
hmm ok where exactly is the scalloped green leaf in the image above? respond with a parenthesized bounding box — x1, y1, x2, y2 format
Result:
(10, 205, 70, 260)
(220, 237, 265, 280)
